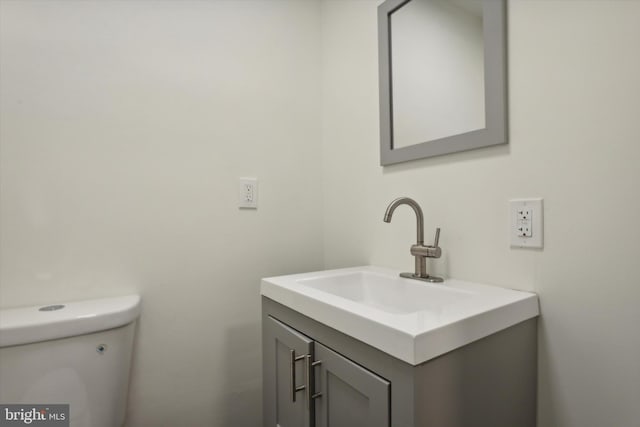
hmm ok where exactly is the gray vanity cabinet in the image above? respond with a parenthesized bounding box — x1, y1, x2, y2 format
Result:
(315, 342, 390, 427)
(263, 297, 537, 427)
(264, 315, 390, 427)
(263, 316, 313, 427)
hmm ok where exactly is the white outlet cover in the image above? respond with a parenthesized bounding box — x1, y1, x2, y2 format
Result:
(510, 198, 543, 249)
(238, 177, 258, 209)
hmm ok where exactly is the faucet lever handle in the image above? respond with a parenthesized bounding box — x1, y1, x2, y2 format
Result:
(433, 228, 441, 247)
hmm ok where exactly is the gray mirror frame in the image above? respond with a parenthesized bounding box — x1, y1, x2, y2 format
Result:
(378, 0, 507, 166)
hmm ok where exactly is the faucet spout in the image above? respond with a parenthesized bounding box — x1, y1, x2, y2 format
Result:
(383, 197, 424, 245)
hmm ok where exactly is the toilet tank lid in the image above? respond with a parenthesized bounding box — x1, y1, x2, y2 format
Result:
(0, 295, 141, 347)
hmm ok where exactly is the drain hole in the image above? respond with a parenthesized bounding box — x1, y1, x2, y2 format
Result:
(38, 304, 65, 312)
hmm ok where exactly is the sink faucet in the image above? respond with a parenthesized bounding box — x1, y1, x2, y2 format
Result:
(383, 197, 443, 283)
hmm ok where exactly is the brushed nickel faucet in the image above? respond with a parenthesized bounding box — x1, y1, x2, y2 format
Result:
(383, 197, 443, 283)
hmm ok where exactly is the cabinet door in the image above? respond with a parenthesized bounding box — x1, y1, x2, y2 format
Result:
(263, 316, 314, 427)
(314, 342, 390, 427)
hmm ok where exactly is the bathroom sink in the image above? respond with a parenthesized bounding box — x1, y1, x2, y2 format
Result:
(297, 271, 472, 315)
(261, 266, 539, 365)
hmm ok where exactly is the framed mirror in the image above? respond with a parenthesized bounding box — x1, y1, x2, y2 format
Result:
(378, 0, 507, 165)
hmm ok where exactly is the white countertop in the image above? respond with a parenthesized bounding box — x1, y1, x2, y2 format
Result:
(261, 266, 539, 365)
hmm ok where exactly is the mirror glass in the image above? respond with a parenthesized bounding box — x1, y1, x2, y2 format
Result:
(391, 0, 485, 148)
(378, 0, 507, 165)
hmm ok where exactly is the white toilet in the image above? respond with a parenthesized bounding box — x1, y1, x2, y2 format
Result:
(0, 295, 141, 427)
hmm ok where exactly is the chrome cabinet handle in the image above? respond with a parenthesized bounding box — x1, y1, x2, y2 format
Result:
(307, 356, 323, 407)
(290, 350, 306, 402)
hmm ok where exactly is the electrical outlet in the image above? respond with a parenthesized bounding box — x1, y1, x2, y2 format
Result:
(238, 177, 258, 209)
(510, 199, 543, 248)
(516, 208, 532, 237)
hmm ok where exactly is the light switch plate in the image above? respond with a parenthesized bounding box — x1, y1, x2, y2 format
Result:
(510, 198, 543, 249)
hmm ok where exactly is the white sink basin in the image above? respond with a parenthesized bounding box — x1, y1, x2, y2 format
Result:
(261, 266, 539, 365)
(298, 271, 473, 315)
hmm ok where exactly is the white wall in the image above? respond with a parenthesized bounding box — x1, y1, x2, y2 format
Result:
(3, 1, 640, 426)
(0, 1, 322, 426)
(320, 1, 640, 426)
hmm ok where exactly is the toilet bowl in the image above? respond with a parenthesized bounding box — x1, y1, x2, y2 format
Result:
(0, 295, 141, 427)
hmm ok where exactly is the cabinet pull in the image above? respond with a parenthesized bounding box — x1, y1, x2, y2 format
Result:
(307, 356, 323, 407)
(290, 350, 306, 402)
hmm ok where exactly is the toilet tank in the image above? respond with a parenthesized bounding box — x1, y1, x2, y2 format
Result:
(0, 295, 141, 427)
